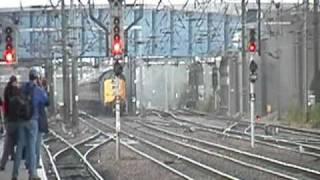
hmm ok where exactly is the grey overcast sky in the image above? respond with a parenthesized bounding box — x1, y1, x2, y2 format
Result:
(0, 0, 304, 8)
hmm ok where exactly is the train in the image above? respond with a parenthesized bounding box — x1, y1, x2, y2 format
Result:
(78, 67, 126, 116)
(99, 69, 126, 115)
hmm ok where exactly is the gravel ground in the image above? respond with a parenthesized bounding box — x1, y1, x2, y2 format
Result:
(132, 116, 320, 178)
(88, 141, 183, 180)
(46, 116, 183, 180)
(153, 116, 320, 170)
(48, 118, 98, 144)
(76, 92, 320, 180)
(122, 120, 288, 180)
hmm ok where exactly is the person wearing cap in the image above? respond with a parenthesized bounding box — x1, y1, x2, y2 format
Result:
(29, 76, 49, 169)
(12, 69, 48, 180)
(0, 76, 19, 171)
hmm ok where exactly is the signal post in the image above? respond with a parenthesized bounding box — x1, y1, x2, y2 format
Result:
(248, 28, 258, 148)
(0, 23, 18, 65)
(109, 0, 124, 161)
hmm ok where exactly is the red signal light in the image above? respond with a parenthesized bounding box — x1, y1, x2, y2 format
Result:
(248, 43, 256, 52)
(3, 49, 16, 64)
(2, 26, 16, 64)
(112, 38, 123, 55)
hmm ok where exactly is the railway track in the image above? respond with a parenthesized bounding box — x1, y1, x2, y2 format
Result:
(42, 129, 110, 180)
(164, 109, 320, 158)
(79, 112, 239, 180)
(148, 109, 320, 169)
(79, 111, 320, 180)
(130, 117, 320, 180)
(179, 108, 320, 142)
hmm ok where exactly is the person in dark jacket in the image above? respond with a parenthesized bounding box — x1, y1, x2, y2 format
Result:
(12, 69, 48, 180)
(37, 78, 49, 168)
(26, 77, 49, 169)
(0, 76, 19, 170)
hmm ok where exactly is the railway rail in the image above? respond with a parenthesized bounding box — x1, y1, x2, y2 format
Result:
(42, 129, 110, 180)
(164, 109, 320, 158)
(79, 112, 240, 180)
(79, 111, 320, 180)
(180, 108, 320, 140)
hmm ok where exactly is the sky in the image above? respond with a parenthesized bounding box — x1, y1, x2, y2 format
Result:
(0, 0, 304, 8)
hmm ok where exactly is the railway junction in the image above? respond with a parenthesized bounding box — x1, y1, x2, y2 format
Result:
(0, 0, 320, 179)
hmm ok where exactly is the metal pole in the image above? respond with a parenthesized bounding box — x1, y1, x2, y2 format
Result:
(139, 62, 144, 111)
(61, 0, 70, 123)
(171, 66, 175, 107)
(240, 0, 246, 115)
(165, 65, 169, 111)
(224, 14, 231, 115)
(250, 77, 255, 148)
(303, 0, 309, 121)
(53, 55, 57, 111)
(115, 77, 120, 160)
(214, 69, 218, 109)
(46, 11, 55, 115)
(257, 0, 261, 56)
(71, 47, 78, 126)
(314, 0, 319, 72)
(71, 0, 78, 126)
(127, 56, 132, 114)
(276, 6, 281, 120)
(214, 66, 221, 110)
(249, 56, 257, 148)
(223, 13, 227, 112)
(49, 52, 55, 114)
(188, 12, 193, 56)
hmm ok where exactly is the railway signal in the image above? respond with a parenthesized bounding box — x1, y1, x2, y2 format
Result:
(110, 0, 124, 58)
(108, 0, 124, 161)
(1, 26, 17, 64)
(113, 60, 123, 76)
(248, 28, 256, 53)
(112, 18, 123, 56)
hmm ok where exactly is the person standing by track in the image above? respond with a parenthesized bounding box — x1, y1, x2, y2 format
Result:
(25, 76, 49, 170)
(0, 76, 19, 171)
(12, 69, 48, 180)
(35, 77, 49, 169)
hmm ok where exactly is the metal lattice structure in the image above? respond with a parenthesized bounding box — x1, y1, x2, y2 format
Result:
(0, 2, 241, 60)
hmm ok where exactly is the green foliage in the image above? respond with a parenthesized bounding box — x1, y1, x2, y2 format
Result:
(286, 105, 305, 126)
(286, 103, 320, 128)
(309, 103, 320, 128)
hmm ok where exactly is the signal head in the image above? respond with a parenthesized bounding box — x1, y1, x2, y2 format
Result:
(114, 34, 120, 41)
(248, 43, 256, 52)
(6, 35, 12, 42)
(114, 17, 120, 25)
(1, 26, 17, 65)
(5, 52, 13, 62)
(3, 49, 15, 64)
(6, 44, 13, 50)
(114, 26, 120, 33)
(5, 27, 12, 34)
(249, 29, 256, 43)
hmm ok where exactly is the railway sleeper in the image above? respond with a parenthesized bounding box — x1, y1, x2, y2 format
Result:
(56, 163, 85, 169)
(60, 173, 92, 179)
